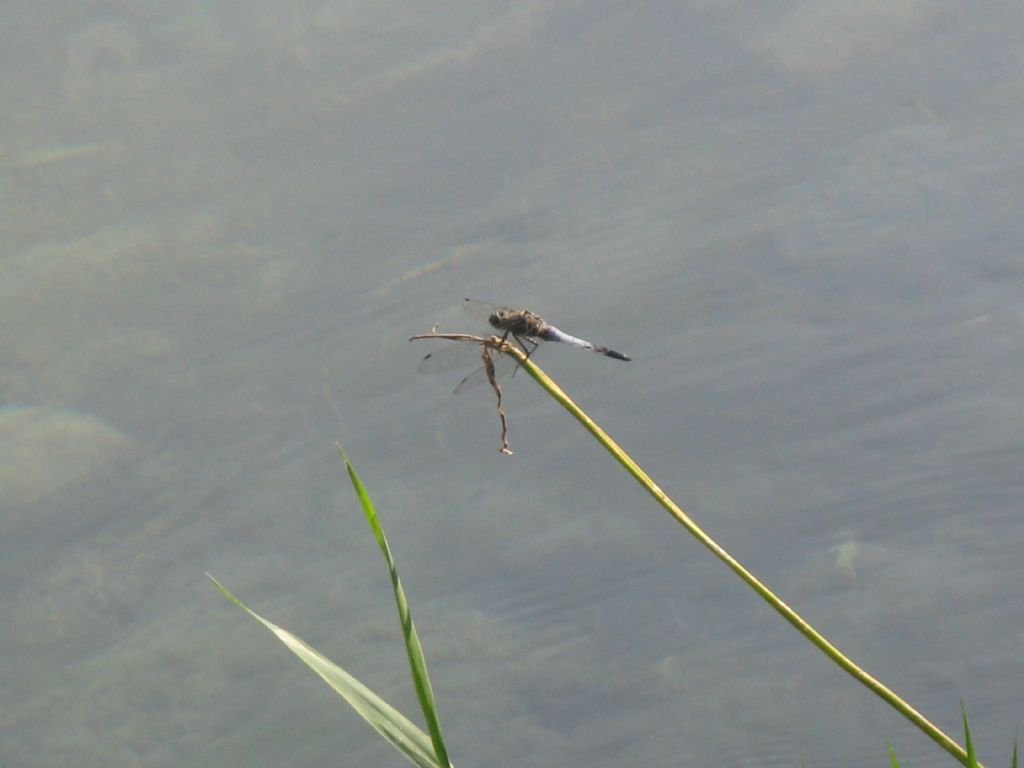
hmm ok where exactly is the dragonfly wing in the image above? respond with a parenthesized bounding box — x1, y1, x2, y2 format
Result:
(462, 298, 499, 323)
(418, 339, 519, 394)
(451, 365, 489, 394)
(417, 341, 483, 373)
(451, 350, 518, 394)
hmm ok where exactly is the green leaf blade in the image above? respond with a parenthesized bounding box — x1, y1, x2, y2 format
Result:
(207, 573, 445, 768)
(338, 445, 452, 768)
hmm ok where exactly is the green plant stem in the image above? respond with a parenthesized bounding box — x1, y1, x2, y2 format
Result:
(511, 347, 978, 768)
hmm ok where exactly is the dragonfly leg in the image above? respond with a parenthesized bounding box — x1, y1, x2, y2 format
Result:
(508, 334, 538, 378)
(519, 336, 539, 360)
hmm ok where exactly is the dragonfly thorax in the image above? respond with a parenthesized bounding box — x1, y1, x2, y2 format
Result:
(489, 308, 546, 338)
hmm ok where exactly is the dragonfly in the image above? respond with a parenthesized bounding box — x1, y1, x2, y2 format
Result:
(419, 299, 631, 393)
